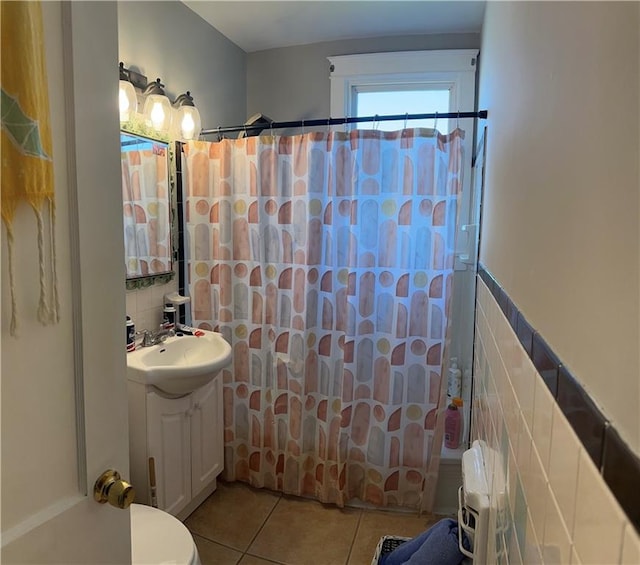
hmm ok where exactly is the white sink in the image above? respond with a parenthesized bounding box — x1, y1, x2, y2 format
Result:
(126, 329, 232, 395)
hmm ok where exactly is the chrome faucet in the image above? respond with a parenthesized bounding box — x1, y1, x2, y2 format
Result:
(136, 327, 175, 347)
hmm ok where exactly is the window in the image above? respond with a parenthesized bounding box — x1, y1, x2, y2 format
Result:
(329, 49, 478, 134)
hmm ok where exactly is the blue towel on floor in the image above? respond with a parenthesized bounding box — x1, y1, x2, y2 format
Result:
(379, 518, 469, 565)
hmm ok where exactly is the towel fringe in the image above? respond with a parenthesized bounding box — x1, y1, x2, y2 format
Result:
(35, 207, 51, 325)
(47, 198, 60, 323)
(5, 224, 19, 336)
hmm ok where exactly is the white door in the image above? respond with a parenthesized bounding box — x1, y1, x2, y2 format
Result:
(1, 2, 131, 563)
(191, 377, 224, 496)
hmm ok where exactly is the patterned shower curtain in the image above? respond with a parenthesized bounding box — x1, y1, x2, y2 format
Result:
(121, 143, 171, 277)
(183, 128, 464, 510)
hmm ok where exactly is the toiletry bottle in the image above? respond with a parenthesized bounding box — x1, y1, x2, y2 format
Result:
(447, 357, 462, 398)
(444, 397, 463, 449)
(126, 316, 135, 352)
(456, 397, 465, 446)
(163, 304, 176, 330)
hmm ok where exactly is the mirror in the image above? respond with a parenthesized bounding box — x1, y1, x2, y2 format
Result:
(120, 131, 173, 288)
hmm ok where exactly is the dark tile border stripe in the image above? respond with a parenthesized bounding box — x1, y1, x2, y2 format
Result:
(477, 263, 640, 534)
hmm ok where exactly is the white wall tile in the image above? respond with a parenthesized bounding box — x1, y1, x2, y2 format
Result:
(125, 291, 137, 317)
(531, 373, 554, 472)
(135, 285, 153, 312)
(523, 511, 543, 564)
(572, 449, 626, 565)
(570, 547, 583, 565)
(528, 446, 548, 544)
(548, 403, 581, 533)
(620, 523, 640, 564)
(542, 484, 572, 565)
(515, 414, 532, 490)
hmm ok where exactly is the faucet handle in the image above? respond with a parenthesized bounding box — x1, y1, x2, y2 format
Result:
(135, 329, 153, 347)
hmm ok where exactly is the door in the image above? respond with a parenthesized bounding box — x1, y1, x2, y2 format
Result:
(191, 377, 224, 496)
(1, 3, 131, 563)
(147, 392, 192, 516)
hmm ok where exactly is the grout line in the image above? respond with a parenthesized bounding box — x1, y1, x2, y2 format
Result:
(344, 509, 364, 565)
(240, 492, 284, 561)
(191, 531, 245, 553)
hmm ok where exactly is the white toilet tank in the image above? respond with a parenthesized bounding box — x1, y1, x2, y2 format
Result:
(131, 503, 201, 565)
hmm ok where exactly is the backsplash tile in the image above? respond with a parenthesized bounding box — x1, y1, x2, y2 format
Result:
(602, 426, 640, 533)
(474, 266, 640, 564)
(531, 332, 560, 397)
(557, 365, 607, 468)
(516, 312, 535, 356)
(125, 278, 179, 339)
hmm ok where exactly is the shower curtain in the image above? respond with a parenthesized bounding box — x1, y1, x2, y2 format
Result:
(183, 127, 464, 510)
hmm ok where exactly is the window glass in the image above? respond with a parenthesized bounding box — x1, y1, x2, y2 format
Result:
(355, 88, 450, 132)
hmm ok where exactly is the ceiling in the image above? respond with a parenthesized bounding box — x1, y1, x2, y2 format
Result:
(182, 1, 485, 53)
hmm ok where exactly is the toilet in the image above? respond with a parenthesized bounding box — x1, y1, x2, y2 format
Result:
(130, 503, 201, 565)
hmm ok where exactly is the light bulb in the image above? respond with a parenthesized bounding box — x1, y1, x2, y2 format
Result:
(119, 79, 137, 123)
(119, 88, 130, 114)
(150, 102, 165, 131)
(181, 112, 195, 140)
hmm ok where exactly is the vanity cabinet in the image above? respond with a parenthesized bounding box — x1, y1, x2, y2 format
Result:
(128, 375, 223, 519)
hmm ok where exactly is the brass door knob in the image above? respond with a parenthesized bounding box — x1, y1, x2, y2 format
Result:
(94, 469, 136, 509)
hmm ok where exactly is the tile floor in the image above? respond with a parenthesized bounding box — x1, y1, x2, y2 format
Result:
(184, 481, 443, 565)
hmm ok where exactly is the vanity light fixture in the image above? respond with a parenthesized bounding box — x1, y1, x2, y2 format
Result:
(119, 62, 138, 123)
(173, 91, 202, 141)
(142, 78, 172, 133)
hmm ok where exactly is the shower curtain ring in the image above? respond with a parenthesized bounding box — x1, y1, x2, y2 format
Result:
(434, 111, 438, 132)
(327, 118, 331, 135)
(457, 111, 460, 129)
(301, 119, 305, 135)
(373, 114, 379, 130)
(404, 113, 409, 130)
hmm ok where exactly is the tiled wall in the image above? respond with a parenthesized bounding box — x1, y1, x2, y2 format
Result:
(125, 279, 179, 336)
(473, 268, 640, 564)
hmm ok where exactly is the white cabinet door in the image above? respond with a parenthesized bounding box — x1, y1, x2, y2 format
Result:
(191, 377, 224, 497)
(147, 392, 192, 516)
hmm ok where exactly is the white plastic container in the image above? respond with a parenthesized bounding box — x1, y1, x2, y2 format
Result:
(447, 358, 462, 398)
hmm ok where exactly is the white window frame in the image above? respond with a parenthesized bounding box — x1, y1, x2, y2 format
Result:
(328, 49, 478, 126)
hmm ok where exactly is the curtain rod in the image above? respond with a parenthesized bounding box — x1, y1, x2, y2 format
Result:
(200, 110, 488, 137)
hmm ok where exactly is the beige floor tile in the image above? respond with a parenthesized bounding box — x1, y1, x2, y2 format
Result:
(239, 555, 285, 565)
(193, 534, 243, 565)
(348, 509, 441, 565)
(185, 482, 281, 551)
(248, 496, 361, 565)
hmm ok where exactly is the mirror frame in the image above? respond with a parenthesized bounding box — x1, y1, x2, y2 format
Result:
(121, 119, 177, 290)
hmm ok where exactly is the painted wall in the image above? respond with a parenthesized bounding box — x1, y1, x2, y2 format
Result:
(118, 1, 247, 329)
(247, 33, 480, 123)
(478, 1, 639, 452)
(118, 1, 246, 131)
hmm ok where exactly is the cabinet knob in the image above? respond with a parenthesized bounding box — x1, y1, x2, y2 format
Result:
(93, 469, 136, 509)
